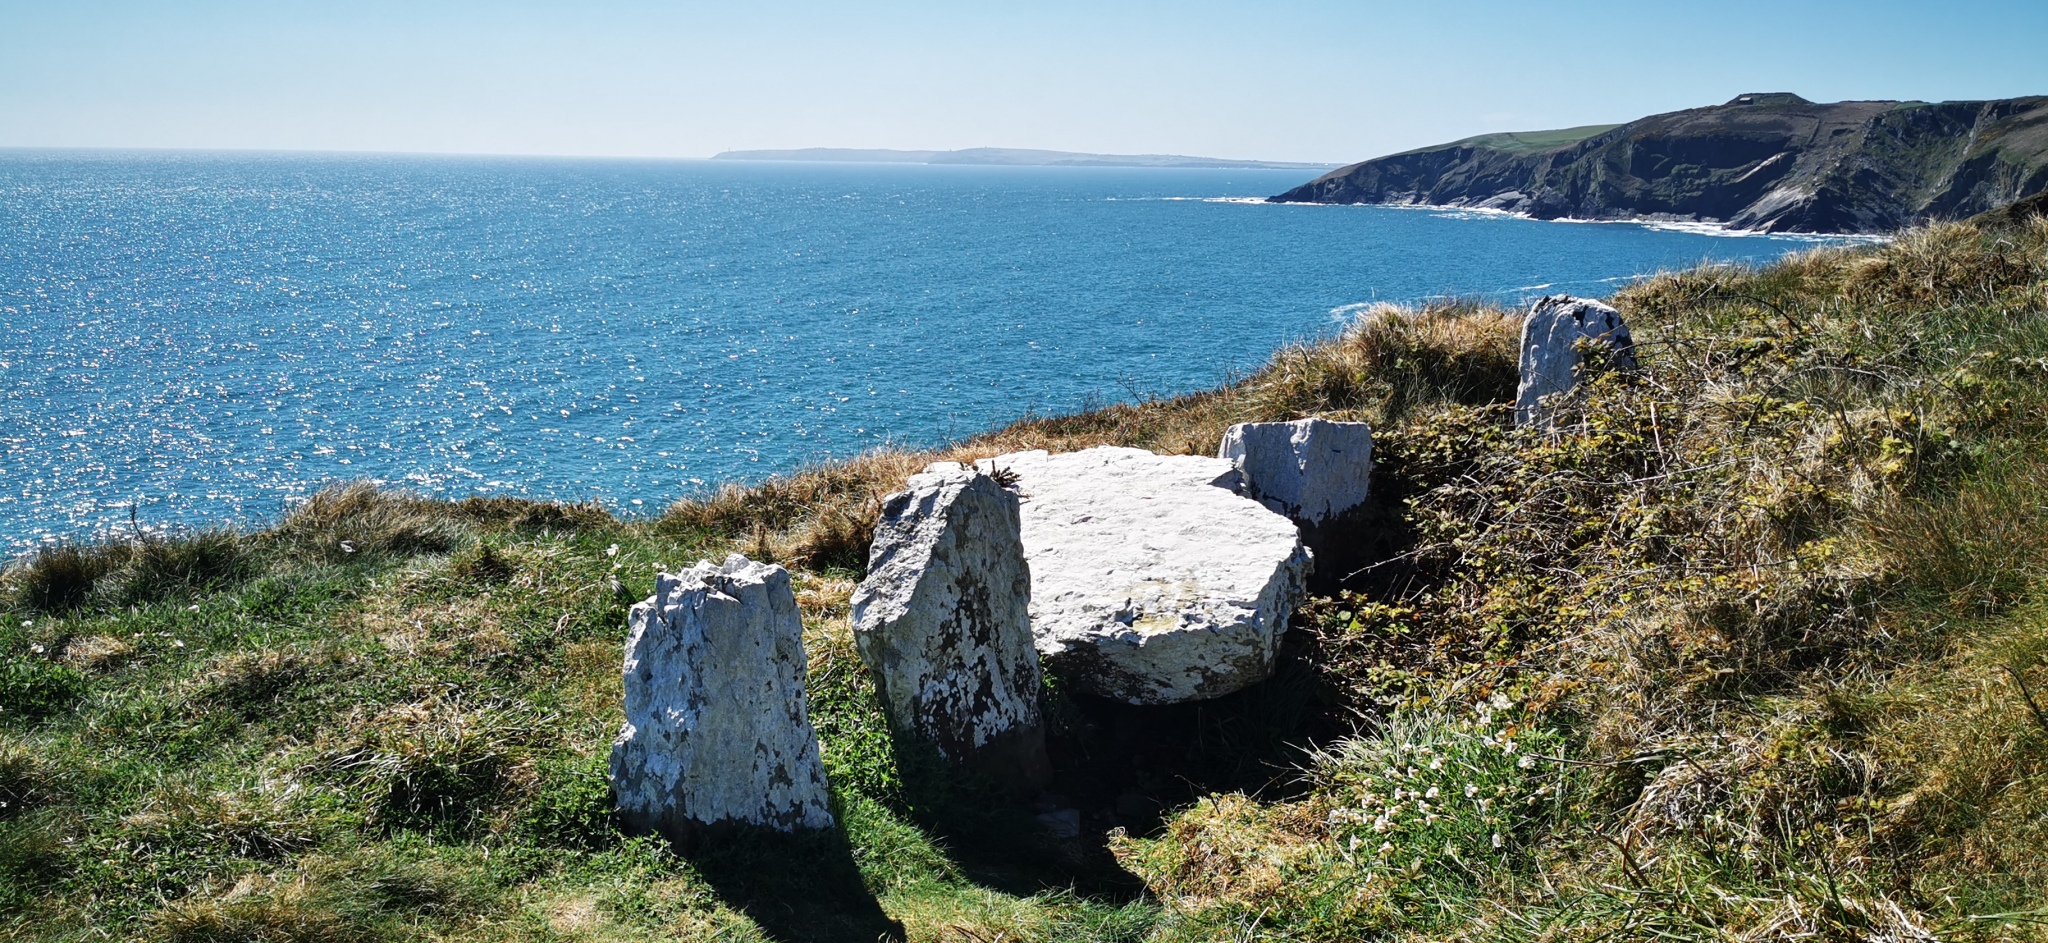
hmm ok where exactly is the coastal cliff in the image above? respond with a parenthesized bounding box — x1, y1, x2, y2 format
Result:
(1272, 93, 2048, 233)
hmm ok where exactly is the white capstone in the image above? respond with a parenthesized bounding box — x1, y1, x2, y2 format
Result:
(1516, 295, 1637, 426)
(976, 447, 1312, 705)
(1218, 419, 1375, 526)
(850, 463, 1046, 781)
(610, 554, 834, 837)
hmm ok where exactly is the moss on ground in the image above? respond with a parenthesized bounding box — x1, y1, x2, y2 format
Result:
(5, 219, 2048, 941)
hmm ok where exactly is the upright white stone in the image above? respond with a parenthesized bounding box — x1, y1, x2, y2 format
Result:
(1218, 419, 1375, 527)
(1516, 295, 1637, 426)
(610, 554, 834, 839)
(977, 447, 1312, 705)
(850, 463, 1048, 786)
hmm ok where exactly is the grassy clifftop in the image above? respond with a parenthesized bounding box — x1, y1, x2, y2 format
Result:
(5, 219, 2048, 941)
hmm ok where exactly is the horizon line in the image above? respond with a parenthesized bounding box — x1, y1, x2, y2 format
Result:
(0, 143, 1354, 166)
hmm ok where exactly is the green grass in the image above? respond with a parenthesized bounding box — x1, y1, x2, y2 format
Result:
(1412, 124, 1624, 157)
(4, 219, 2048, 940)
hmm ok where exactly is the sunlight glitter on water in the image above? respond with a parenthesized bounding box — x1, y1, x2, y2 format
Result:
(0, 152, 1857, 546)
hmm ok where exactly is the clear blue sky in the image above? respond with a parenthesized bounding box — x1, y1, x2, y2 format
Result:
(3, 0, 2044, 164)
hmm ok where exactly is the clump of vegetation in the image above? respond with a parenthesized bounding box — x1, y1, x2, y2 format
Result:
(317, 696, 551, 833)
(3, 218, 2047, 940)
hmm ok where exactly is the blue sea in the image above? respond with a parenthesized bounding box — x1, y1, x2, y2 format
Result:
(0, 151, 1858, 547)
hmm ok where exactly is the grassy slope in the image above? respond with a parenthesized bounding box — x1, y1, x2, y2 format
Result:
(1388, 125, 1622, 160)
(5, 220, 2048, 942)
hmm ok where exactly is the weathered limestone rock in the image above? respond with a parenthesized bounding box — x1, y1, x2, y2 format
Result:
(1218, 419, 1374, 527)
(610, 554, 834, 839)
(850, 462, 1049, 787)
(1516, 294, 1637, 426)
(976, 447, 1312, 705)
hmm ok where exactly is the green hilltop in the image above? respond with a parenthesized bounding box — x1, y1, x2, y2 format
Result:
(1402, 123, 1622, 157)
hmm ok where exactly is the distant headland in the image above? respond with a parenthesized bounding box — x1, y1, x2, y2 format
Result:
(711, 147, 1341, 171)
(1272, 93, 2048, 234)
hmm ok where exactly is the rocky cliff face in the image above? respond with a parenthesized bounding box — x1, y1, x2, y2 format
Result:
(1273, 93, 2048, 233)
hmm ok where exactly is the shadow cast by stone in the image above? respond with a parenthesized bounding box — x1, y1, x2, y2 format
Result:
(885, 729, 1148, 901)
(683, 823, 906, 943)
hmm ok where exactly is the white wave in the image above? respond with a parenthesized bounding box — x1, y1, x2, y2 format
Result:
(1242, 196, 1892, 242)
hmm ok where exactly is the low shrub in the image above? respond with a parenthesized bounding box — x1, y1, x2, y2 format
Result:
(1115, 708, 1567, 942)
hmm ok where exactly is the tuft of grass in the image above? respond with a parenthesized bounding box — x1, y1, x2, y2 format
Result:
(122, 776, 322, 861)
(448, 540, 516, 585)
(315, 696, 549, 833)
(190, 648, 340, 716)
(269, 483, 468, 564)
(453, 494, 617, 532)
(4, 540, 127, 611)
(148, 854, 501, 943)
(112, 529, 255, 607)
(0, 734, 63, 820)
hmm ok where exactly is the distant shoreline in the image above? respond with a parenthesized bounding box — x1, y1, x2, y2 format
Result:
(712, 146, 1340, 171)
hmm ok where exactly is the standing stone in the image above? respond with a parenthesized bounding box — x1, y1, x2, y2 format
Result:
(610, 554, 834, 839)
(977, 447, 1312, 705)
(1516, 294, 1637, 426)
(1218, 418, 1375, 527)
(850, 463, 1049, 788)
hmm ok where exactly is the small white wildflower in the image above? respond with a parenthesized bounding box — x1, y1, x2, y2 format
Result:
(1490, 692, 1512, 710)
(339, 540, 357, 554)
(1378, 842, 1394, 855)
(1464, 783, 1479, 798)
(1425, 813, 1439, 824)
(1429, 757, 1444, 771)
(172, 639, 185, 648)
(28, 643, 44, 654)
(19, 621, 30, 628)
(606, 543, 620, 558)
(1517, 754, 1535, 769)
(1424, 786, 1439, 800)
(1502, 739, 1518, 754)
(187, 604, 200, 612)
(1492, 832, 1503, 849)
